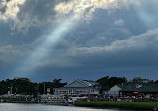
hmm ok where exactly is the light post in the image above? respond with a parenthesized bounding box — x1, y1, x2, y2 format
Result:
(8, 83, 13, 102)
(8, 83, 13, 95)
(10, 83, 13, 95)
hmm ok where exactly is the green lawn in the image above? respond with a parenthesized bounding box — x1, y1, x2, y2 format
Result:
(74, 101, 158, 110)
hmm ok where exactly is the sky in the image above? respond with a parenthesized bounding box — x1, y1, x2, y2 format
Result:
(0, 0, 158, 82)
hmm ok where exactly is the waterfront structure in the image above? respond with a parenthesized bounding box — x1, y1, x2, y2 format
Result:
(120, 83, 158, 97)
(54, 79, 100, 96)
(104, 85, 121, 96)
(106, 83, 158, 97)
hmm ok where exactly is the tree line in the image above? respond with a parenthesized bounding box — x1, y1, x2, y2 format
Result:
(0, 78, 66, 96)
(97, 76, 156, 93)
(0, 77, 157, 96)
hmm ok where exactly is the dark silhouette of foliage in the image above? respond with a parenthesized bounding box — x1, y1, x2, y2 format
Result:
(130, 77, 153, 84)
(0, 78, 66, 96)
(96, 76, 127, 91)
(0, 76, 156, 95)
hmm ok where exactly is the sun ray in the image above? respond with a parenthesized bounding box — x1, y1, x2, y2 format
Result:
(14, 0, 130, 76)
(15, 15, 78, 75)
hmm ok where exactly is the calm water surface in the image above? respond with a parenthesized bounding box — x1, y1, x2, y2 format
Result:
(0, 103, 133, 111)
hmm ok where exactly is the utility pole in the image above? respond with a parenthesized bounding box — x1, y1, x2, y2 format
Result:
(37, 83, 39, 96)
(44, 83, 45, 94)
(9, 83, 13, 101)
(10, 83, 13, 95)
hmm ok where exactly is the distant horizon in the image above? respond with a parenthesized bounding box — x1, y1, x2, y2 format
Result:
(0, 74, 157, 83)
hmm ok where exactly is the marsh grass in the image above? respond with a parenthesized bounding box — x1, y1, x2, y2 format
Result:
(74, 101, 158, 110)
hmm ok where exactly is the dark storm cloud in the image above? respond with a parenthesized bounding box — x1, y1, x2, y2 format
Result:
(0, 0, 158, 81)
(0, 0, 68, 32)
(32, 28, 158, 80)
(12, 0, 60, 32)
(68, 29, 158, 68)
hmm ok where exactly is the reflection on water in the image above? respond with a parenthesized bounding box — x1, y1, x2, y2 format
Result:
(0, 103, 132, 111)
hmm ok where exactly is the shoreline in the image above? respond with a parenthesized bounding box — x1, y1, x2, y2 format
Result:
(74, 101, 158, 110)
(1, 101, 158, 110)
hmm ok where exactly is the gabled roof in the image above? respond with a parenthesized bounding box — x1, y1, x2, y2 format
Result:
(80, 80, 99, 86)
(64, 79, 98, 88)
(118, 83, 158, 92)
(54, 87, 99, 90)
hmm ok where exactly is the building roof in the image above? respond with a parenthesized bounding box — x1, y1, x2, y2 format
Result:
(118, 83, 158, 92)
(54, 79, 100, 90)
(54, 87, 99, 90)
(64, 79, 99, 88)
(78, 79, 99, 86)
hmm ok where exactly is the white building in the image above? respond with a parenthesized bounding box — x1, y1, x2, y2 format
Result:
(54, 79, 101, 96)
(104, 85, 122, 96)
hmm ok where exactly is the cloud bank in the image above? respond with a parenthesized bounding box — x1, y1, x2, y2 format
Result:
(0, 0, 25, 20)
(35, 28, 158, 71)
(1, 0, 133, 32)
(0, 0, 158, 81)
(55, 0, 132, 21)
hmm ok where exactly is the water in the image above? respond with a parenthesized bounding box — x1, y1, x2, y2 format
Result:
(0, 103, 132, 111)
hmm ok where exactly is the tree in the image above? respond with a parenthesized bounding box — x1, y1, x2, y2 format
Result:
(38, 79, 66, 94)
(155, 80, 158, 83)
(96, 76, 109, 91)
(53, 79, 62, 84)
(96, 76, 127, 92)
(131, 77, 152, 84)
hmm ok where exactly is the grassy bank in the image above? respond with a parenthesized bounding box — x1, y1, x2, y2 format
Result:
(0, 98, 35, 103)
(74, 101, 158, 110)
